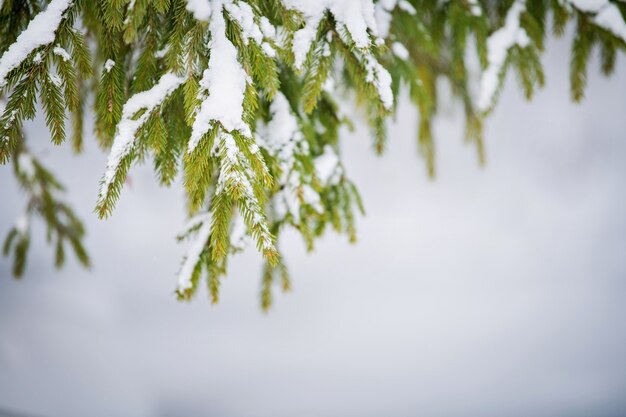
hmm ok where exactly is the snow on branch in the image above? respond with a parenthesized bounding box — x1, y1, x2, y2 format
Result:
(258, 92, 323, 222)
(361, 53, 393, 110)
(315, 145, 342, 185)
(215, 131, 275, 254)
(569, 0, 626, 42)
(375, 0, 416, 39)
(188, 1, 251, 154)
(285, 0, 380, 69)
(477, 0, 529, 112)
(185, 0, 213, 21)
(0, 0, 73, 87)
(177, 213, 212, 293)
(98, 72, 185, 205)
(285, 0, 393, 109)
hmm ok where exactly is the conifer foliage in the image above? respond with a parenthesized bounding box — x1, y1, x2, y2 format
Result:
(1, 0, 625, 308)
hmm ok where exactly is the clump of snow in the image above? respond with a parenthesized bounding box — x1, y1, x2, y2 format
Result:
(467, 0, 482, 16)
(262, 43, 276, 57)
(98, 73, 185, 202)
(104, 59, 115, 73)
(397, 0, 416, 15)
(17, 152, 35, 178)
(53, 45, 71, 61)
(214, 131, 275, 252)
(285, 0, 382, 69)
(315, 145, 341, 185)
(0, 0, 72, 87)
(300, 184, 323, 212)
(592, 3, 626, 42)
(15, 214, 30, 234)
(258, 92, 299, 159)
(362, 53, 393, 109)
(32, 52, 43, 64)
(260, 16, 277, 40)
(3, 109, 17, 130)
(224, 1, 277, 57)
(391, 42, 409, 60)
(225, 1, 263, 45)
(569, 0, 611, 13)
(185, 0, 212, 21)
(291, 16, 323, 70)
(49, 73, 62, 87)
(374, 0, 398, 39)
(284, 0, 378, 49)
(154, 46, 169, 59)
(478, 0, 529, 112)
(177, 216, 212, 292)
(567, 0, 626, 45)
(257, 92, 323, 222)
(286, 0, 393, 107)
(188, 2, 251, 153)
(374, 0, 414, 39)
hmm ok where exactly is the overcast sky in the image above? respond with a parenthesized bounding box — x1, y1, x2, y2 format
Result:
(1, 33, 626, 417)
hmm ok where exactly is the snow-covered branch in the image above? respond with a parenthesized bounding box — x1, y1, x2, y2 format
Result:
(0, 0, 73, 87)
(478, 0, 529, 112)
(98, 72, 185, 205)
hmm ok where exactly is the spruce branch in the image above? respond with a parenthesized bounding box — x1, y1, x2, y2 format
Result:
(1, 0, 626, 308)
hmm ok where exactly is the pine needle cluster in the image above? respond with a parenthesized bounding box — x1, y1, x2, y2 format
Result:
(1, 0, 625, 308)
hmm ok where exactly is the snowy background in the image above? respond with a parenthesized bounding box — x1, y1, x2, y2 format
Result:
(1, 34, 626, 417)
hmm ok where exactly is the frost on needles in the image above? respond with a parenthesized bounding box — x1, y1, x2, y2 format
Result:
(1, 0, 626, 309)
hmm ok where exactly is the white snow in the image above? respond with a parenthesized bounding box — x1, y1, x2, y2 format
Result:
(214, 131, 275, 252)
(315, 145, 341, 185)
(374, 0, 398, 39)
(554, 1, 626, 50)
(284, 0, 378, 48)
(259, 16, 277, 40)
(49, 73, 62, 87)
(185, 0, 212, 21)
(230, 211, 249, 251)
(285, 0, 393, 108)
(225, 1, 264, 45)
(0, 97, 7, 142)
(362, 53, 394, 109)
(224, 3, 276, 56)
(592, 2, 626, 42)
(262, 42, 276, 57)
(98, 72, 185, 203)
(397, 0, 416, 15)
(374, 0, 414, 38)
(467, 0, 482, 16)
(177, 217, 212, 291)
(17, 152, 35, 178)
(301, 184, 323, 213)
(478, 0, 529, 112)
(188, 2, 251, 154)
(104, 59, 115, 73)
(258, 92, 300, 159)
(285, 0, 381, 68)
(15, 213, 30, 234)
(53, 46, 71, 61)
(179, 212, 212, 236)
(257, 92, 321, 222)
(154, 46, 169, 59)
(569, 0, 610, 12)
(32, 52, 43, 64)
(391, 42, 409, 60)
(292, 16, 323, 70)
(0, 0, 72, 87)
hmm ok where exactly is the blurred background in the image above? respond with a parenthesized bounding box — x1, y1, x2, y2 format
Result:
(1, 31, 626, 417)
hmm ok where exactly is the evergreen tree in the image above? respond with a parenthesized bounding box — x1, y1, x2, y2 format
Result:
(1, 0, 625, 308)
